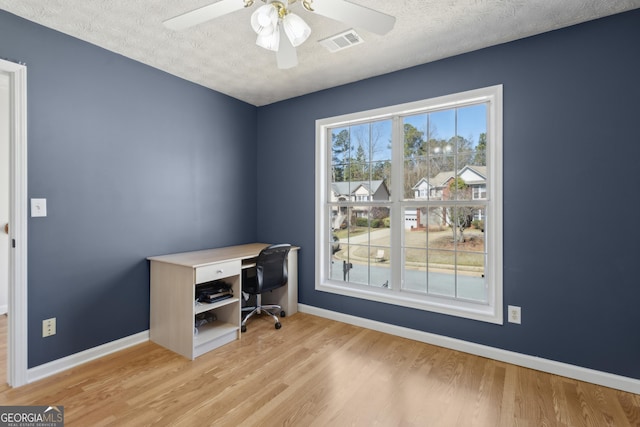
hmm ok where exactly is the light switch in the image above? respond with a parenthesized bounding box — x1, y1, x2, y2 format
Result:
(31, 198, 47, 217)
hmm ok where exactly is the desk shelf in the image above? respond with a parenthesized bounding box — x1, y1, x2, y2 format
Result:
(195, 297, 239, 316)
(194, 320, 237, 341)
(194, 321, 238, 358)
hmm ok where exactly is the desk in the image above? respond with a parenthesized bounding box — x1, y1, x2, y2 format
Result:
(148, 243, 299, 359)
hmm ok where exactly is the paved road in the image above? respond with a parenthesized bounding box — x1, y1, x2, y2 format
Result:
(331, 227, 486, 301)
(329, 260, 485, 301)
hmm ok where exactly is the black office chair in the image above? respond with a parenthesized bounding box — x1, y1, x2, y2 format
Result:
(241, 244, 291, 332)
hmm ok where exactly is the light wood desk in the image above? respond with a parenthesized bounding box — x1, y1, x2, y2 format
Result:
(148, 243, 299, 359)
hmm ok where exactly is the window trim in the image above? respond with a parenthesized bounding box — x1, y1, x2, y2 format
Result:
(315, 85, 503, 324)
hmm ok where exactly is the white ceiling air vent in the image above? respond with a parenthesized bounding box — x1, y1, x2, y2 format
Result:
(319, 29, 364, 53)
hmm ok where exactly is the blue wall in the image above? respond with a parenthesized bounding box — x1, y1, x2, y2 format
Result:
(0, 11, 258, 367)
(256, 9, 640, 380)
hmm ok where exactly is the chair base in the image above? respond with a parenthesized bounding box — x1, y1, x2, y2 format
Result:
(241, 303, 285, 332)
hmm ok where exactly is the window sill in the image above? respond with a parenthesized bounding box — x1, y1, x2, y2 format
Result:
(316, 279, 503, 325)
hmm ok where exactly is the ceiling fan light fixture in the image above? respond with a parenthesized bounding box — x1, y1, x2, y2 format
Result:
(251, 4, 278, 35)
(256, 23, 280, 51)
(282, 12, 311, 47)
(166, 0, 396, 69)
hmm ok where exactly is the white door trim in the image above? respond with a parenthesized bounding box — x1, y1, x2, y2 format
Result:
(1, 58, 28, 387)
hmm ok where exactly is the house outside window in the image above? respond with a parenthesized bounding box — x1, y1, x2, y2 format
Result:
(315, 85, 503, 324)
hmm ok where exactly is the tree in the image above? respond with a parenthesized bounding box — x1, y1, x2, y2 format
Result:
(351, 143, 368, 180)
(331, 129, 350, 182)
(427, 137, 454, 176)
(451, 135, 474, 168)
(447, 177, 474, 243)
(371, 160, 391, 183)
(334, 123, 392, 184)
(474, 132, 487, 166)
(403, 123, 426, 198)
(403, 123, 426, 159)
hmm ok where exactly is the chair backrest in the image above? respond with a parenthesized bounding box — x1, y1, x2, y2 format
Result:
(256, 244, 291, 293)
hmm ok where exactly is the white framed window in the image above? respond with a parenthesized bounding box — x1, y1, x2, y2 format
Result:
(315, 85, 503, 324)
(473, 185, 487, 200)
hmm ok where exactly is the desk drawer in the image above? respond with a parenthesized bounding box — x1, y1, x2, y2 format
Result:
(195, 261, 241, 284)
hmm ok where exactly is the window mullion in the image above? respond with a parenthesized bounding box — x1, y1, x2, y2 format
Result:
(390, 116, 404, 292)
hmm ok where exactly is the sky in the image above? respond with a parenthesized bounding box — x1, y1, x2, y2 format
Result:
(404, 103, 487, 148)
(332, 102, 487, 162)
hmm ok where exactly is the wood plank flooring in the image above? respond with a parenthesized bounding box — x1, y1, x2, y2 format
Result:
(0, 313, 638, 426)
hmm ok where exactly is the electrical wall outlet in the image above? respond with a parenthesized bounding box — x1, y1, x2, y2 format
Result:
(507, 305, 521, 324)
(42, 317, 56, 337)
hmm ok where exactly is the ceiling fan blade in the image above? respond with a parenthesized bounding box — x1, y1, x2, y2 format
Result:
(277, 24, 298, 69)
(163, 0, 245, 31)
(310, 0, 396, 35)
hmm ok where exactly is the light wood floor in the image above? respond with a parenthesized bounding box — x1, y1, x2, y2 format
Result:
(0, 313, 638, 426)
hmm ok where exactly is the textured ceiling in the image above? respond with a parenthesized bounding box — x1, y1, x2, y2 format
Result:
(1, 0, 639, 106)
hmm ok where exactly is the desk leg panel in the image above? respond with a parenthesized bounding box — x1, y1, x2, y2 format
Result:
(262, 250, 298, 316)
(287, 250, 298, 315)
(150, 262, 195, 359)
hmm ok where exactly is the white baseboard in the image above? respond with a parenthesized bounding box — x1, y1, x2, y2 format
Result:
(27, 330, 149, 384)
(298, 304, 640, 395)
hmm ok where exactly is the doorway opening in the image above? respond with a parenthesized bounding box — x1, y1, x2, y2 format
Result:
(1, 58, 28, 387)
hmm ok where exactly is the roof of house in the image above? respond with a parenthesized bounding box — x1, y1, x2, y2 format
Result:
(412, 165, 486, 190)
(461, 165, 487, 184)
(331, 180, 386, 196)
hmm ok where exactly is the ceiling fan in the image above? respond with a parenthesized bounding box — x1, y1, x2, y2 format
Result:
(163, 0, 396, 69)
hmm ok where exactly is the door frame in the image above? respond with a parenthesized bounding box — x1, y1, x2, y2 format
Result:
(1, 58, 28, 387)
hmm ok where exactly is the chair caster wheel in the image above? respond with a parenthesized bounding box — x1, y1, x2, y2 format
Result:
(275, 322, 281, 329)
(241, 325, 247, 333)
(280, 311, 286, 317)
